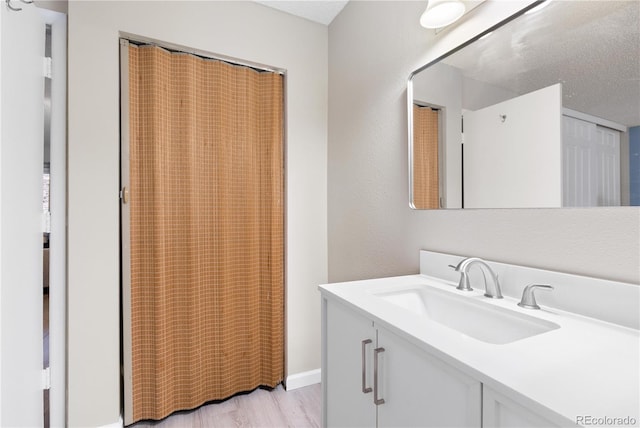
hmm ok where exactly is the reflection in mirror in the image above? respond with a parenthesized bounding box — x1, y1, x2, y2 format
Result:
(412, 103, 442, 209)
(408, 1, 640, 209)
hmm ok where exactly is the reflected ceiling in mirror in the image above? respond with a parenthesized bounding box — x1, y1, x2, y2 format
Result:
(408, 1, 640, 209)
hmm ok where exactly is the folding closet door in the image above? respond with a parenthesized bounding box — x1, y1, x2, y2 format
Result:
(120, 40, 284, 425)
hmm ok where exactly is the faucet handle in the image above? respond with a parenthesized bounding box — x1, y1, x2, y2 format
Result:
(518, 284, 554, 310)
(448, 257, 470, 271)
(448, 259, 473, 291)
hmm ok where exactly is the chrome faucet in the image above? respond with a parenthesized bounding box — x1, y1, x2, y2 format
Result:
(449, 257, 503, 299)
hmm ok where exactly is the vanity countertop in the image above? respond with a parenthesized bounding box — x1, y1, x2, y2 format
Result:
(319, 274, 640, 426)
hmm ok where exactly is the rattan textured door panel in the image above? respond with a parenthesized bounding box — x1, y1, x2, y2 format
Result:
(413, 105, 440, 209)
(121, 41, 284, 425)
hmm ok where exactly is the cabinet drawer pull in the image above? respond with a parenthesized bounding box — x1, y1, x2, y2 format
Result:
(374, 347, 385, 405)
(361, 339, 372, 393)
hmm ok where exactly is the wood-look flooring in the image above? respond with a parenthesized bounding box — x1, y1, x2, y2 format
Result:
(132, 383, 321, 428)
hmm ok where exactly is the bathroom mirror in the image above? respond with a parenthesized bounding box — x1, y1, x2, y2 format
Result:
(408, 1, 640, 209)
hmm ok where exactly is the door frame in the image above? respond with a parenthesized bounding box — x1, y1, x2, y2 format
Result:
(44, 8, 68, 428)
(0, 4, 66, 426)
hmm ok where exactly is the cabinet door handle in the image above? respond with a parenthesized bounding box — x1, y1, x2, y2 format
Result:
(373, 347, 385, 405)
(361, 339, 372, 393)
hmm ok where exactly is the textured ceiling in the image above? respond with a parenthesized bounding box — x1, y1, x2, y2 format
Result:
(442, 1, 640, 127)
(254, 0, 349, 25)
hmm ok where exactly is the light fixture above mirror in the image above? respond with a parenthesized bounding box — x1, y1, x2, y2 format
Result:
(419, 0, 466, 29)
(420, 0, 486, 30)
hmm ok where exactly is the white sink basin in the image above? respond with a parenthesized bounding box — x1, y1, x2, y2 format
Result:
(374, 286, 560, 344)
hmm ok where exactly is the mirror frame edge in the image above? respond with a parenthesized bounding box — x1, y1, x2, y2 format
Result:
(407, 75, 416, 209)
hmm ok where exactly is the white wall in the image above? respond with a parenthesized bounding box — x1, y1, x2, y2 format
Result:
(68, 1, 327, 426)
(328, 0, 639, 286)
(462, 75, 517, 111)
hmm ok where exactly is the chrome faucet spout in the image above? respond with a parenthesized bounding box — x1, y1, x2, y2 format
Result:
(451, 257, 503, 298)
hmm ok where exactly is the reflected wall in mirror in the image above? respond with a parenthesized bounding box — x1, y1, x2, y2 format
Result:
(408, 0, 640, 209)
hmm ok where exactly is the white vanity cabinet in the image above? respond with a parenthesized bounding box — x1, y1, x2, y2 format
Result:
(324, 297, 376, 427)
(323, 298, 481, 427)
(320, 252, 640, 428)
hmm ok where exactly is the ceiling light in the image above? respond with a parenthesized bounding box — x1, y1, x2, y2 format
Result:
(420, 0, 466, 29)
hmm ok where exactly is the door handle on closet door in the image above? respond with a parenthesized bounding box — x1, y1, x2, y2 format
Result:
(120, 186, 130, 204)
(361, 339, 372, 393)
(373, 347, 385, 405)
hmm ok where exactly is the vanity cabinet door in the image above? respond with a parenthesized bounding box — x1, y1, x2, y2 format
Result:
(323, 298, 481, 428)
(376, 325, 481, 428)
(483, 386, 563, 427)
(324, 299, 376, 427)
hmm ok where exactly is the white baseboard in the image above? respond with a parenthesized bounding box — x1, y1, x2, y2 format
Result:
(285, 368, 321, 390)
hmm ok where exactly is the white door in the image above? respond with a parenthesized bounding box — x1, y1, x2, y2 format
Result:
(463, 84, 563, 208)
(324, 299, 377, 427)
(562, 115, 594, 206)
(563, 115, 621, 206)
(0, 3, 46, 426)
(594, 126, 621, 206)
(483, 386, 564, 427)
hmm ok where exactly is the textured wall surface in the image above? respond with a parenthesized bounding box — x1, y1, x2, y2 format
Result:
(328, 1, 639, 284)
